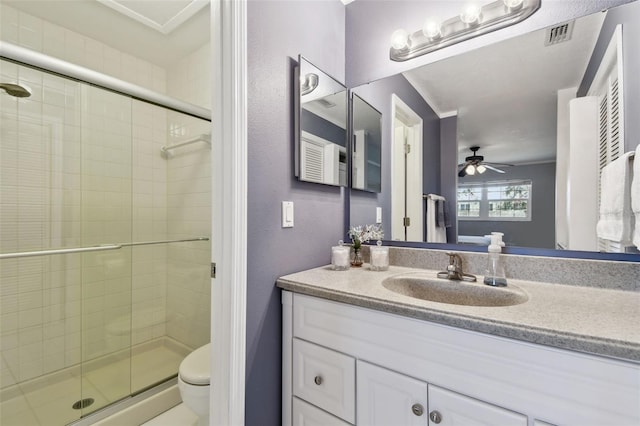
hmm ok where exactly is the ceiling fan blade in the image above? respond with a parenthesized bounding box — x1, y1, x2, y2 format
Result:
(484, 164, 506, 174)
(458, 165, 468, 177)
(484, 161, 514, 167)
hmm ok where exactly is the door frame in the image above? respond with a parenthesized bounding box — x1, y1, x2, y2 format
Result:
(211, 0, 247, 425)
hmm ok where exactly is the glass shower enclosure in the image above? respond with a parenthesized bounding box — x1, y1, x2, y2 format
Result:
(0, 58, 211, 425)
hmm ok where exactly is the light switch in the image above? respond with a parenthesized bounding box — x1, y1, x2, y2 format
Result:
(376, 207, 382, 224)
(282, 201, 294, 228)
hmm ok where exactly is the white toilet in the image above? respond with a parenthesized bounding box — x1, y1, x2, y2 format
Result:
(178, 343, 211, 426)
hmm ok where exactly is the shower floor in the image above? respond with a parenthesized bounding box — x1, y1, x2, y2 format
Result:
(0, 338, 190, 426)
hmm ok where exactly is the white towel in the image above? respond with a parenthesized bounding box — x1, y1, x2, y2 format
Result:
(426, 194, 447, 243)
(596, 151, 634, 243)
(631, 145, 640, 248)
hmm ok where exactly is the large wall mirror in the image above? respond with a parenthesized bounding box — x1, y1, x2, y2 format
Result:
(350, 1, 640, 259)
(295, 56, 348, 187)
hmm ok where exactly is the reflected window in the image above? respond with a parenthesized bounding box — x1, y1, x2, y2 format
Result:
(458, 180, 532, 221)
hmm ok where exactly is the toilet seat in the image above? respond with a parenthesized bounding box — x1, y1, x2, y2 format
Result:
(179, 343, 211, 385)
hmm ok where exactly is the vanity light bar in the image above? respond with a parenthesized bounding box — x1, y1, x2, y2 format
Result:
(390, 0, 541, 62)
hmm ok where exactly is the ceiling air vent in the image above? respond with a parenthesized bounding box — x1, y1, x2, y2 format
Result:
(317, 98, 337, 109)
(545, 21, 574, 46)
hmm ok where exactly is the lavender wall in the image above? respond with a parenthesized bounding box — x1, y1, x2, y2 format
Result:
(345, 0, 634, 87)
(440, 116, 458, 243)
(578, 1, 640, 153)
(247, 1, 345, 425)
(350, 74, 440, 239)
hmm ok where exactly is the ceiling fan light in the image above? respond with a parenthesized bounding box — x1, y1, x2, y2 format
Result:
(476, 164, 486, 174)
(465, 164, 476, 175)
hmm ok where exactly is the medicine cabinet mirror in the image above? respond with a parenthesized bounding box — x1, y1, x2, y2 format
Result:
(295, 56, 348, 187)
(349, 1, 640, 259)
(351, 93, 382, 193)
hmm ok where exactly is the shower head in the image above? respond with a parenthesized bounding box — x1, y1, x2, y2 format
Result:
(0, 83, 31, 98)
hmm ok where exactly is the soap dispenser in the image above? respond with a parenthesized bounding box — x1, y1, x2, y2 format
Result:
(484, 232, 507, 286)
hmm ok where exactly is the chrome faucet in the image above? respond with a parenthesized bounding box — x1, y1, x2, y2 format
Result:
(437, 252, 477, 282)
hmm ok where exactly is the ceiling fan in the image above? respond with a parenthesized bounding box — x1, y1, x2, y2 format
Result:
(458, 146, 513, 177)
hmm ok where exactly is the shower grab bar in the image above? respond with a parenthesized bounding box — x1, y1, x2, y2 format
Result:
(160, 134, 211, 157)
(0, 237, 209, 260)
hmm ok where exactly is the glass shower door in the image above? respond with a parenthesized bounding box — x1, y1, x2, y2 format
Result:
(0, 60, 133, 424)
(77, 84, 134, 414)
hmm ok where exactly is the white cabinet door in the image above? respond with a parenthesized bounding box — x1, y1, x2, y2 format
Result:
(357, 361, 428, 426)
(428, 385, 527, 426)
(292, 397, 352, 426)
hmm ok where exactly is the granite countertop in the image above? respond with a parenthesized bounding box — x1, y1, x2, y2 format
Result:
(277, 265, 640, 363)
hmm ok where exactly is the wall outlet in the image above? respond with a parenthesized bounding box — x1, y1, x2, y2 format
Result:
(376, 207, 382, 224)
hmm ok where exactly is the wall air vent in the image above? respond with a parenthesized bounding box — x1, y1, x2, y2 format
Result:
(545, 21, 574, 46)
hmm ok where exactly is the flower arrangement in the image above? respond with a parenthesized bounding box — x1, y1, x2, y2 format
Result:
(348, 224, 384, 250)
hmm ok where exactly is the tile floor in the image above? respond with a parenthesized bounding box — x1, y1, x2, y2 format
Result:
(142, 403, 199, 426)
(0, 340, 188, 426)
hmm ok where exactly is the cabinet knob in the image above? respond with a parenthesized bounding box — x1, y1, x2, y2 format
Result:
(314, 375, 323, 385)
(411, 403, 424, 416)
(429, 410, 442, 424)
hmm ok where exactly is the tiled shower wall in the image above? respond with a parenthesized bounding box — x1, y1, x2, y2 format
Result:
(0, 63, 87, 384)
(0, 3, 211, 387)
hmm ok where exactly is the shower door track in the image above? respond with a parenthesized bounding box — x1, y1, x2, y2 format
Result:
(0, 41, 211, 121)
(0, 237, 210, 259)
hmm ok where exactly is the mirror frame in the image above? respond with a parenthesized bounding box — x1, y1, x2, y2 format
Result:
(345, 4, 640, 263)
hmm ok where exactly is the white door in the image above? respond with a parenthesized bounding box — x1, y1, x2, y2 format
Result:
(428, 385, 527, 426)
(357, 361, 428, 426)
(353, 129, 366, 190)
(404, 125, 422, 241)
(391, 94, 423, 241)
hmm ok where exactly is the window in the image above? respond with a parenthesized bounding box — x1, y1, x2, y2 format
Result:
(457, 180, 532, 221)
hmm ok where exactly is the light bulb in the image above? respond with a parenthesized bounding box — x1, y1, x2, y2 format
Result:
(460, 3, 482, 25)
(465, 164, 476, 175)
(476, 164, 487, 174)
(502, 0, 524, 10)
(422, 19, 442, 40)
(390, 29, 410, 50)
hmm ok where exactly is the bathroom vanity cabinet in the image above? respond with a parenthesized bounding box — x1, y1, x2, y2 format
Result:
(281, 291, 640, 426)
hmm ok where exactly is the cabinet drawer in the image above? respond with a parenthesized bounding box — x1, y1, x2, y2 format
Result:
(293, 338, 356, 423)
(293, 397, 352, 426)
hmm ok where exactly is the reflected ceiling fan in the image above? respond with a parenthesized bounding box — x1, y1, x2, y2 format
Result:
(458, 146, 513, 177)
